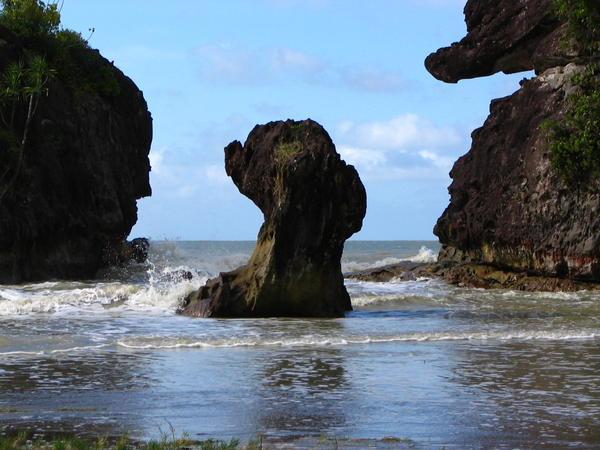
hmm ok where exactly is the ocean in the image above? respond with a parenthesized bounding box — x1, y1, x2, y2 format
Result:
(0, 241, 599, 448)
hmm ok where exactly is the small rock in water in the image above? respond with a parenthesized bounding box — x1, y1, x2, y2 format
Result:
(129, 238, 150, 263)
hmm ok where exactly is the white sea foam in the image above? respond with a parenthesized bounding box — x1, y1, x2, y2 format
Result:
(347, 278, 445, 307)
(1, 330, 595, 357)
(0, 344, 108, 357)
(351, 294, 425, 307)
(409, 246, 438, 263)
(0, 283, 136, 315)
(0, 268, 207, 316)
(116, 330, 598, 350)
(122, 267, 208, 313)
(148, 242, 250, 276)
(342, 246, 437, 272)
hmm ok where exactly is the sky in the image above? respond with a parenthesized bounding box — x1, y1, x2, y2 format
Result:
(61, 0, 527, 240)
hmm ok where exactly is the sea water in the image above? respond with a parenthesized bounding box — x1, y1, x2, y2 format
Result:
(0, 241, 599, 448)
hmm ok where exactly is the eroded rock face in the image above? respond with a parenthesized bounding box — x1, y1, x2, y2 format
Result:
(427, 0, 599, 283)
(424, 0, 588, 83)
(181, 119, 366, 318)
(0, 27, 152, 283)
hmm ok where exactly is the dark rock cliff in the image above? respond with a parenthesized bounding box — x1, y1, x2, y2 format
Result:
(181, 119, 366, 318)
(426, 0, 599, 283)
(424, 0, 582, 83)
(0, 26, 152, 283)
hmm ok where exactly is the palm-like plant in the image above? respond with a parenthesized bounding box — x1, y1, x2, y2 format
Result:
(0, 54, 53, 202)
(21, 54, 52, 147)
(0, 61, 24, 128)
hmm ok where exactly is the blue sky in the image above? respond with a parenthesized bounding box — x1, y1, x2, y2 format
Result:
(61, 0, 526, 240)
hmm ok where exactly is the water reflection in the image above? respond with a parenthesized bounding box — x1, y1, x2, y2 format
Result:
(258, 347, 349, 436)
(0, 350, 155, 437)
(453, 340, 600, 447)
(0, 309, 599, 447)
(0, 351, 155, 393)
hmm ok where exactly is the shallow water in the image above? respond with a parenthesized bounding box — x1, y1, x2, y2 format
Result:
(0, 241, 599, 448)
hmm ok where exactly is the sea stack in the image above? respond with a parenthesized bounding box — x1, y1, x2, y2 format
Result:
(426, 0, 599, 284)
(0, 26, 152, 283)
(181, 119, 367, 318)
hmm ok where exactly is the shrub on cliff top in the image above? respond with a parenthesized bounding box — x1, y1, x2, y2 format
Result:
(0, 0, 120, 97)
(0, 0, 60, 42)
(544, 65, 600, 187)
(546, 1, 600, 187)
(0, 0, 119, 202)
(553, 0, 600, 55)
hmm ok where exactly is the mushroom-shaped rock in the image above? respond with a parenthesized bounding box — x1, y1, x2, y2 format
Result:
(181, 119, 367, 318)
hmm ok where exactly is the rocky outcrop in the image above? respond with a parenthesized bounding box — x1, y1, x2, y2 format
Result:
(347, 260, 600, 292)
(346, 261, 429, 283)
(0, 26, 152, 283)
(181, 119, 366, 318)
(435, 67, 600, 281)
(424, 0, 590, 83)
(108, 238, 150, 266)
(434, 262, 600, 292)
(426, 0, 599, 287)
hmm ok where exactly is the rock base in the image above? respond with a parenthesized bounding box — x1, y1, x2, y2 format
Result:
(347, 262, 600, 292)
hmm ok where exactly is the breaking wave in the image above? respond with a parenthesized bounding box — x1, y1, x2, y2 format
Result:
(0, 329, 596, 358)
(342, 246, 437, 272)
(3, 330, 595, 357)
(0, 243, 440, 317)
(115, 330, 597, 350)
(0, 268, 206, 316)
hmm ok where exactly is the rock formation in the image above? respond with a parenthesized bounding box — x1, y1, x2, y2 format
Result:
(0, 26, 152, 283)
(346, 261, 600, 292)
(424, 0, 583, 83)
(181, 119, 366, 318)
(426, 0, 599, 285)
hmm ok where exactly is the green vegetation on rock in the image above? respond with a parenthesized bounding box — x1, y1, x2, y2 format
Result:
(0, 0, 120, 97)
(544, 1, 599, 187)
(553, 0, 600, 55)
(274, 141, 302, 166)
(0, 0, 60, 42)
(0, 0, 120, 203)
(273, 141, 302, 201)
(0, 51, 53, 202)
(544, 65, 599, 188)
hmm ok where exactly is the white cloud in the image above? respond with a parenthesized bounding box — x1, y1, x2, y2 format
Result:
(253, 102, 285, 116)
(340, 68, 405, 93)
(193, 43, 405, 92)
(335, 114, 463, 181)
(194, 44, 329, 85)
(337, 114, 461, 151)
(147, 145, 235, 199)
(418, 150, 454, 170)
(175, 183, 198, 198)
(338, 146, 387, 170)
(272, 48, 325, 75)
(106, 45, 184, 70)
(149, 148, 165, 174)
(194, 43, 264, 85)
(204, 164, 230, 186)
(363, 165, 453, 181)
